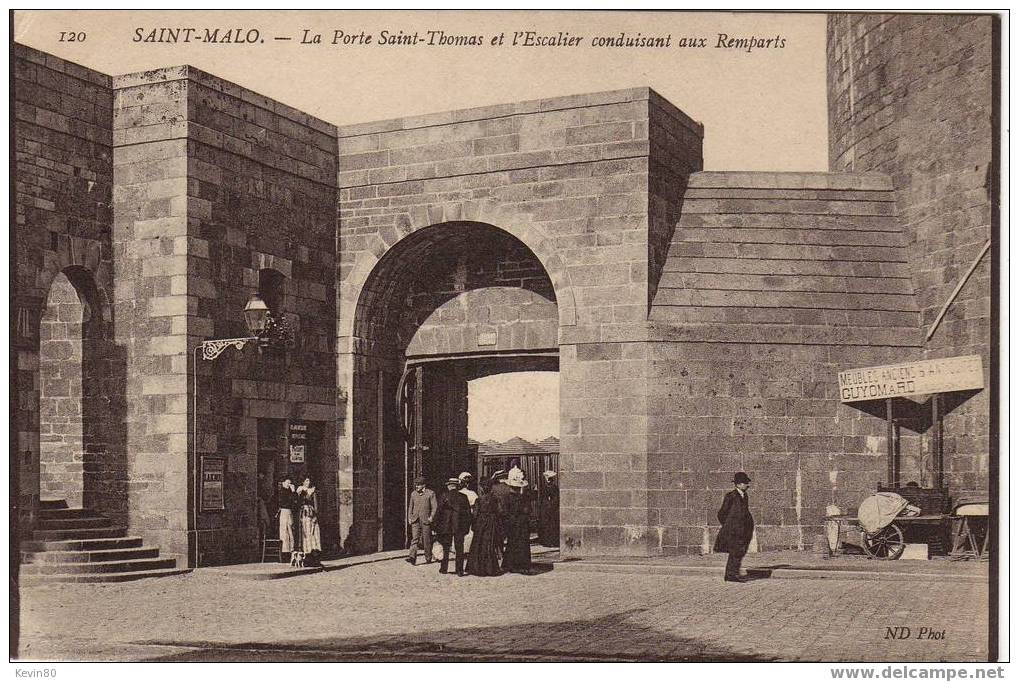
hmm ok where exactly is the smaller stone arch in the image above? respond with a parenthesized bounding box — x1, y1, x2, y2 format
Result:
(37, 239, 112, 328)
(38, 268, 96, 507)
(32, 262, 125, 516)
(258, 268, 288, 317)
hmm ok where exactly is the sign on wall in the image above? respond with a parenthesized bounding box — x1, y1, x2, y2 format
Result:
(838, 355, 984, 403)
(289, 421, 307, 463)
(200, 457, 226, 512)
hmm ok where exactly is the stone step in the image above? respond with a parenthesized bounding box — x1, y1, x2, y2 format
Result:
(39, 500, 69, 510)
(665, 241, 909, 264)
(20, 536, 144, 552)
(671, 227, 906, 249)
(31, 526, 128, 542)
(676, 212, 900, 231)
(37, 516, 114, 531)
(661, 256, 912, 279)
(681, 198, 896, 216)
(685, 171, 893, 192)
(682, 187, 895, 202)
(22, 546, 161, 564)
(650, 288, 919, 312)
(645, 320, 924, 347)
(649, 305, 921, 328)
(20, 567, 191, 585)
(38, 508, 98, 520)
(21, 556, 177, 576)
(656, 271, 915, 295)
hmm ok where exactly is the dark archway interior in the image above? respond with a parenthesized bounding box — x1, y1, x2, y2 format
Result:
(39, 271, 86, 506)
(350, 222, 560, 552)
(354, 221, 556, 357)
(37, 266, 128, 519)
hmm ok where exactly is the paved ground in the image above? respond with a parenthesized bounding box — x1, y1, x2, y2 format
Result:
(15, 555, 990, 662)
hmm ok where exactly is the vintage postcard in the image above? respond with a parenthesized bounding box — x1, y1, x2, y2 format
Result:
(8, 9, 1005, 670)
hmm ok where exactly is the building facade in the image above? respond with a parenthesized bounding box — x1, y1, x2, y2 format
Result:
(12, 13, 994, 566)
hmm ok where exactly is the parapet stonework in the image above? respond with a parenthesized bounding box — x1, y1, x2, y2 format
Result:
(13, 13, 993, 567)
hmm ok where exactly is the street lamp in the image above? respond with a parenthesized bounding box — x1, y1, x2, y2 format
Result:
(191, 293, 271, 566)
(200, 293, 271, 360)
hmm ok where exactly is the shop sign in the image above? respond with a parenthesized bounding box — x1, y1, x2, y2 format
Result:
(838, 355, 984, 403)
(200, 457, 226, 512)
(289, 421, 307, 463)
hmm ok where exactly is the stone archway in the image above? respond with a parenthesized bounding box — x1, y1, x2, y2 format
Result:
(29, 262, 127, 523)
(38, 271, 88, 506)
(340, 221, 566, 553)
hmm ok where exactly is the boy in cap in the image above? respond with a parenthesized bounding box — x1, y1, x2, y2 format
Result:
(714, 472, 755, 582)
(406, 475, 436, 565)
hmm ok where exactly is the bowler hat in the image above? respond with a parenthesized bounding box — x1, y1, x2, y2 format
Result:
(413, 475, 426, 486)
(733, 472, 752, 484)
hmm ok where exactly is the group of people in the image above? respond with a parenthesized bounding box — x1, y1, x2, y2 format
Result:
(259, 467, 752, 583)
(270, 475, 322, 566)
(407, 466, 559, 577)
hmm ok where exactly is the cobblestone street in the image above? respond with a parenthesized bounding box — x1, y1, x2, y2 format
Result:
(16, 557, 989, 662)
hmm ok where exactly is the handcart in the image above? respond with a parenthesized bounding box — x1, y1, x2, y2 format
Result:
(826, 513, 951, 560)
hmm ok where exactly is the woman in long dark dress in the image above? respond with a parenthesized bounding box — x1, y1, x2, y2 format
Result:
(466, 480, 503, 576)
(538, 471, 560, 547)
(297, 477, 322, 566)
(500, 469, 532, 573)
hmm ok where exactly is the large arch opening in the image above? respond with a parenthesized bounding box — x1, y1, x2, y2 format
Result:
(349, 221, 561, 552)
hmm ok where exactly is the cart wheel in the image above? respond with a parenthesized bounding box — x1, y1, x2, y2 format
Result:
(863, 523, 906, 560)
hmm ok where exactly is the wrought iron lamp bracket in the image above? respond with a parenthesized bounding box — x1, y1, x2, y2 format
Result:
(200, 337, 258, 361)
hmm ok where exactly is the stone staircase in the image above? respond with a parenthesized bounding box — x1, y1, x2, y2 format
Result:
(651, 171, 921, 346)
(19, 500, 188, 584)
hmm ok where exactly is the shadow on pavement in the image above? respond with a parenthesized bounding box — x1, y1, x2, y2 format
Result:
(134, 608, 775, 662)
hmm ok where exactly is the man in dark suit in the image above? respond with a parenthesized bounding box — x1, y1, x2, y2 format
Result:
(714, 472, 754, 582)
(406, 475, 436, 565)
(434, 477, 473, 576)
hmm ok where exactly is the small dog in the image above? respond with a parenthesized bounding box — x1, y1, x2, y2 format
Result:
(290, 551, 305, 567)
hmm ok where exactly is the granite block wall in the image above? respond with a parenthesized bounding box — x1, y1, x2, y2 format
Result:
(111, 66, 338, 565)
(13, 44, 118, 528)
(112, 71, 191, 560)
(183, 69, 339, 565)
(828, 14, 994, 496)
(643, 171, 923, 554)
(337, 88, 703, 555)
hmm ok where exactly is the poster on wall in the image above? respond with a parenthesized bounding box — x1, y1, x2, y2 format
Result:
(200, 456, 226, 512)
(289, 421, 308, 463)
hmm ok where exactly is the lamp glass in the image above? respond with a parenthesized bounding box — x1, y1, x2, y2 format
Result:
(243, 294, 270, 336)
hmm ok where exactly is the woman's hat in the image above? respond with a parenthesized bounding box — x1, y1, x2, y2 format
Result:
(491, 469, 508, 482)
(543, 470, 557, 479)
(733, 472, 752, 484)
(504, 469, 528, 488)
(413, 475, 426, 486)
(458, 471, 473, 482)
(446, 477, 460, 487)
